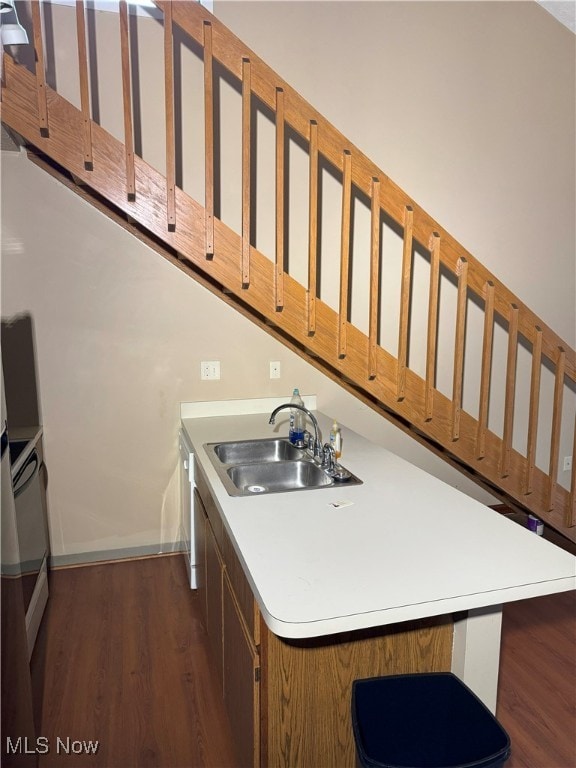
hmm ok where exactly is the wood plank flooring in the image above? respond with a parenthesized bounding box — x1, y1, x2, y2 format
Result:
(497, 589, 576, 768)
(31, 555, 238, 768)
(31, 554, 575, 768)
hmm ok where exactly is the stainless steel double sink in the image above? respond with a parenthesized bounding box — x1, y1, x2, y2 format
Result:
(204, 437, 362, 496)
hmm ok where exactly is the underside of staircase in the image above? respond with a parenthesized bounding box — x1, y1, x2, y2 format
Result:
(1, 0, 575, 540)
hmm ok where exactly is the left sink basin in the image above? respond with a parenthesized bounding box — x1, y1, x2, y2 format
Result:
(209, 438, 303, 464)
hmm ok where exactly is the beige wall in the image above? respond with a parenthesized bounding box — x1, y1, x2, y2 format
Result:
(214, 0, 575, 343)
(1, 1, 574, 560)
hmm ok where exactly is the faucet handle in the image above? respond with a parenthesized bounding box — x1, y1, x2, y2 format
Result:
(322, 443, 336, 472)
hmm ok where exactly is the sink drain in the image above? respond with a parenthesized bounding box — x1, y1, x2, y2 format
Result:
(247, 484, 267, 494)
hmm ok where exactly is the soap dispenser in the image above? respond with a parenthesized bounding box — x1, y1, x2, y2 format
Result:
(329, 419, 342, 458)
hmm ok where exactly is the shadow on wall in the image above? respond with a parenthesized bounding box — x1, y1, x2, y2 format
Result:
(1, 313, 41, 429)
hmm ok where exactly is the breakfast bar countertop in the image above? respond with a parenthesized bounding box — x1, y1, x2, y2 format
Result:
(182, 398, 576, 640)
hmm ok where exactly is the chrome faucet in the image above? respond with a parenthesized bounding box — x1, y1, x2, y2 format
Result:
(268, 403, 323, 460)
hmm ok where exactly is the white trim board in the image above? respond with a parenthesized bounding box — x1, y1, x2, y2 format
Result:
(181, 395, 317, 419)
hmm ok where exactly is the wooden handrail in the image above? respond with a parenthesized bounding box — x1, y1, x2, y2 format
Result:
(164, 0, 176, 231)
(397, 206, 413, 403)
(307, 120, 318, 335)
(548, 348, 566, 511)
(452, 257, 468, 442)
(368, 177, 381, 381)
(525, 327, 543, 495)
(476, 281, 495, 460)
(425, 233, 440, 422)
(338, 150, 352, 360)
(241, 56, 251, 287)
(3, 0, 574, 535)
(569, 416, 576, 526)
(275, 88, 285, 310)
(501, 305, 519, 479)
(30, 0, 48, 137)
(119, 0, 135, 199)
(203, 20, 214, 256)
(75, 0, 92, 170)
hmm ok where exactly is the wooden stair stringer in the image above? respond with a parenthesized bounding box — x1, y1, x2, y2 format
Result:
(0, 54, 206, 269)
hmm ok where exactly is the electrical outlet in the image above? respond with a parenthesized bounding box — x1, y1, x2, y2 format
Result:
(270, 361, 281, 379)
(563, 456, 573, 472)
(200, 361, 220, 380)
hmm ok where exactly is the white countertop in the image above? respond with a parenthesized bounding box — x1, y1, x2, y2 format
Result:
(182, 400, 575, 639)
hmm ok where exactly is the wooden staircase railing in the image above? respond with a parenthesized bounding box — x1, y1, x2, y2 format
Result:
(1, 0, 575, 539)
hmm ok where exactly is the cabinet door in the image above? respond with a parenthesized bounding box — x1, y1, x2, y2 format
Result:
(223, 572, 260, 768)
(205, 518, 224, 692)
(193, 489, 207, 624)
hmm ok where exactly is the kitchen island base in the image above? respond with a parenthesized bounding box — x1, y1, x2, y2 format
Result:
(195, 459, 454, 767)
(183, 401, 575, 768)
(260, 616, 453, 768)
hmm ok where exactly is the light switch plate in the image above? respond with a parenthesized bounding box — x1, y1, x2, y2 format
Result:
(270, 361, 281, 379)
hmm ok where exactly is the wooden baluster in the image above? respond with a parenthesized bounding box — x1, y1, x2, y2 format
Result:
(203, 21, 214, 256)
(164, 0, 176, 231)
(500, 305, 519, 478)
(30, 0, 49, 137)
(397, 206, 413, 401)
(75, 1, 92, 170)
(368, 177, 380, 380)
(275, 88, 285, 309)
(425, 233, 440, 422)
(241, 57, 251, 286)
(476, 281, 494, 459)
(524, 327, 542, 495)
(307, 120, 318, 335)
(338, 150, 352, 359)
(452, 257, 468, 441)
(568, 414, 576, 527)
(119, 0, 135, 200)
(547, 347, 565, 511)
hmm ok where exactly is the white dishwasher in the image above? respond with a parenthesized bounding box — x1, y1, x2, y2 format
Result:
(179, 429, 197, 588)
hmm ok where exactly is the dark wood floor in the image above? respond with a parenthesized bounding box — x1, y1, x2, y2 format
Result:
(497, 589, 576, 768)
(31, 554, 575, 768)
(31, 555, 238, 768)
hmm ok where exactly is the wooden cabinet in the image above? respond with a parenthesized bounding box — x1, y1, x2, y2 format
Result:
(194, 465, 260, 766)
(223, 572, 260, 768)
(192, 489, 206, 622)
(194, 461, 454, 768)
(260, 619, 453, 767)
(205, 514, 224, 691)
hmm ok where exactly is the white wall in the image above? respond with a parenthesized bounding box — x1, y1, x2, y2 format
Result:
(1, 1, 574, 560)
